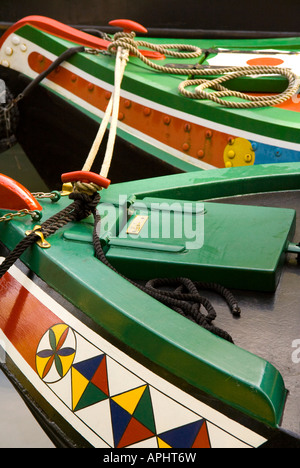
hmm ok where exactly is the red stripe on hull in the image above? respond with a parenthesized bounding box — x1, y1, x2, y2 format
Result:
(0, 271, 61, 371)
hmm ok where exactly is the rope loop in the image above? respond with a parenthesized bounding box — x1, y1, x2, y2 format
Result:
(107, 31, 299, 108)
(107, 31, 203, 72)
(179, 66, 299, 108)
(68, 191, 100, 221)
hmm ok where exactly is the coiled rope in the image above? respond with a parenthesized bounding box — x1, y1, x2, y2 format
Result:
(0, 37, 239, 342)
(92, 201, 238, 343)
(108, 31, 299, 108)
(178, 66, 299, 109)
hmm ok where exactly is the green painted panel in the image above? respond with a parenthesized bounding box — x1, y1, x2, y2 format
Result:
(105, 198, 296, 292)
(102, 162, 300, 203)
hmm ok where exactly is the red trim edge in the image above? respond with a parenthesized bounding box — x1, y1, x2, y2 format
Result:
(0, 15, 110, 50)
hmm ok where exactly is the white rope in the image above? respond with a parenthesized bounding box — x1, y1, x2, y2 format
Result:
(82, 96, 113, 172)
(100, 47, 128, 178)
(80, 31, 300, 192)
(78, 45, 128, 193)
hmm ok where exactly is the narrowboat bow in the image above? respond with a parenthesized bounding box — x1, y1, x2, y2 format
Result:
(0, 160, 300, 448)
(2, 16, 300, 189)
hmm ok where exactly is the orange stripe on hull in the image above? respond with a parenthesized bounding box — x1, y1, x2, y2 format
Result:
(27, 52, 229, 168)
(247, 92, 300, 112)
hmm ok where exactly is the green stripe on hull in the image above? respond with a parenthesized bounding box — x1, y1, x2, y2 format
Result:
(15, 25, 300, 148)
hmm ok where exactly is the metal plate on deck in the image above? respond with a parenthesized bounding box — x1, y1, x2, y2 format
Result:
(126, 215, 149, 234)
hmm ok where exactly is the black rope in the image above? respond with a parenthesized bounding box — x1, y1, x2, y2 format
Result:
(0, 191, 100, 278)
(0, 192, 238, 343)
(0, 45, 85, 154)
(92, 206, 237, 343)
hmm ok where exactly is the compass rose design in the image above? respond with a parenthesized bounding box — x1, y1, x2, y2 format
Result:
(36, 324, 76, 383)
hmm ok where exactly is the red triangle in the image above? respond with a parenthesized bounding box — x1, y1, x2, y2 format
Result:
(117, 417, 154, 448)
(91, 355, 109, 396)
(192, 421, 211, 448)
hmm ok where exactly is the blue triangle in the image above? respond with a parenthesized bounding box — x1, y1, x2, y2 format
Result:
(110, 399, 131, 448)
(73, 354, 105, 380)
(159, 420, 204, 448)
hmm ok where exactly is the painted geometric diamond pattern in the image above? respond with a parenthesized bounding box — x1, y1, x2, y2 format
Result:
(36, 324, 245, 448)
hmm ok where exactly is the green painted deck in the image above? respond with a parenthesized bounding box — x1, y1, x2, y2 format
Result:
(1, 163, 300, 431)
(2, 22, 300, 439)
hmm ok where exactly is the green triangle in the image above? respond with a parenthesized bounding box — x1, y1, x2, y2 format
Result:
(74, 381, 108, 411)
(133, 385, 156, 433)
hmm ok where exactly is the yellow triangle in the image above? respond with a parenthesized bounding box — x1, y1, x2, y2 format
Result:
(71, 367, 89, 410)
(112, 385, 147, 415)
(60, 352, 75, 378)
(157, 437, 171, 448)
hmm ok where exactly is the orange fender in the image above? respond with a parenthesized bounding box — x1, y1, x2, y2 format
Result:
(0, 173, 42, 211)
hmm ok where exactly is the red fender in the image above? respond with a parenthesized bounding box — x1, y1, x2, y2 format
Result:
(0, 173, 42, 211)
(108, 19, 148, 34)
(0, 15, 110, 50)
(61, 171, 111, 189)
(0, 15, 165, 59)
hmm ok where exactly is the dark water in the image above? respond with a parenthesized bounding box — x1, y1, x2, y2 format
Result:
(0, 143, 54, 447)
(203, 191, 300, 437)
(0, 143, 49, 192)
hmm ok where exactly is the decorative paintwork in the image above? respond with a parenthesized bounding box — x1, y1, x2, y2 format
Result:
(1, 17, 300, 172)
(223, 137, 255, 168)
(0, 263, 266, 448)
(206, 50, 300, 77)
(1, 163, 300, 446)
(36, 324, 76, 382)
